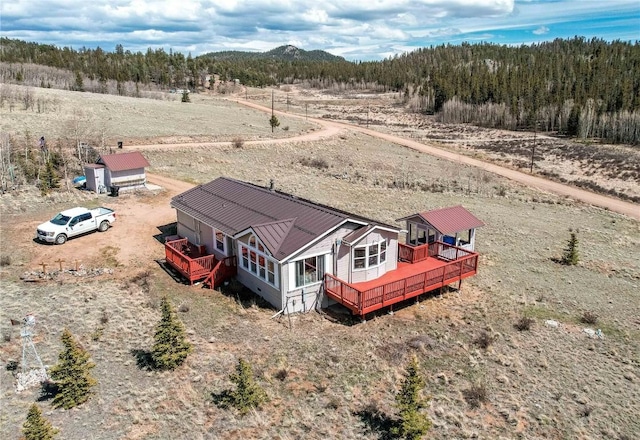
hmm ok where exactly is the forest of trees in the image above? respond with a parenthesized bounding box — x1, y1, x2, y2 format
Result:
(1, 37, 639, 144)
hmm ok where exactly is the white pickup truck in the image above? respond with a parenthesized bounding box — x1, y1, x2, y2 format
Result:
(36, 207, 116, 244)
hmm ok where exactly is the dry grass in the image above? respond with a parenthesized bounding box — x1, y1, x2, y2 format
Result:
(1, 85, 639, 440)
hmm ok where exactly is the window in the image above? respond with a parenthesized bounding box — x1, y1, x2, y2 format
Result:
(238, 235, 278, 287)
(353, 240, 387, 270)
(241, 247, 249, 269)
(215, 230, 225, 253)
(354, 248, 366, 269)
(417, 228, 427, 244)
(267, 261, 275, 284)
(457, 229, 471, 246)
(295, 255, 325, 287)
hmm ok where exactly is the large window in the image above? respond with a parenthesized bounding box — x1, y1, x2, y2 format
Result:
(238, 234, 278, 287)
(295, 255, 325, 287)
(353, 240, 387, 270)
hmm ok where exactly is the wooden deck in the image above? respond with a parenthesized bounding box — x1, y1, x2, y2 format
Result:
(324, 241, 479, 317)
(165, 238, 237, 287)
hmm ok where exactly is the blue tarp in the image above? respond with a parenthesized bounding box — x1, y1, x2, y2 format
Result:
(73, 176, 86, 184)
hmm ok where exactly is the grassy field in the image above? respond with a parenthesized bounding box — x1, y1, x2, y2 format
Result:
(1, 85, 639, 440)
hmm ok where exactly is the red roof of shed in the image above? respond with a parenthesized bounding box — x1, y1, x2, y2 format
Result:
(98, 152, 150, 172)
(418, 205, 484, 235)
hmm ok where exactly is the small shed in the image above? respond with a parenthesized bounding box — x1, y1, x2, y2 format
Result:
(84, 163, 107, 193)
(84, 151, 150, 193)
(398, 205, 485, 252)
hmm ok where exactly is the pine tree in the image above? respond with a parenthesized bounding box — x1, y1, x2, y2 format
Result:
(151, 297, 192, 370)
(269, 114, 280, 132)
(49, 329, 97, 410)
(23, 404, 58, 440)
(562, 230, 579, 265)
(391, 356, 432, 440)
(223, 358, 267, 415)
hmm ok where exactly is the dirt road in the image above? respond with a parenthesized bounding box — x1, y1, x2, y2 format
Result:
(134, 98, 638, 220)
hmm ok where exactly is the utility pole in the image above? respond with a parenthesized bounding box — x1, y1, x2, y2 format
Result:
(530, 120, 537, 173)
(366, 104, 370, 128)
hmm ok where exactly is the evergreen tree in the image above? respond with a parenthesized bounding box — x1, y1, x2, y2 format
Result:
(40, 160, 59, 195)
(151, 297, 192, 370)
(562, 230, 579, 265)
(22, 404, 58, 440)
(222, 358, 267, 415)
(269, 114, 280, 132)
(391, 356, 432, 440)
(49, 329, 97, 410)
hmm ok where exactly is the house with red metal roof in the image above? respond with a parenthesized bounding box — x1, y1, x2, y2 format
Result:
(165, 177, 482, 318)
(84, 151, 150, 194)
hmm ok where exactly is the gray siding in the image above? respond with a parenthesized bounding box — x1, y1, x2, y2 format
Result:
(109, 168, 146, 190)
(235, 268, 282, 311)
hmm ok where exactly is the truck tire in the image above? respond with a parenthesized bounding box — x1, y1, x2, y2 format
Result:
(55, 234, 67, 245)
(98, 220, 110, 232)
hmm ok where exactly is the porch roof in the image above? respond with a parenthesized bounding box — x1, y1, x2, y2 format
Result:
(398, 205, 484, 235)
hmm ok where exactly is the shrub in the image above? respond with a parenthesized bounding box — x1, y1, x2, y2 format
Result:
(23, 404, 58, 440)
(299, 157, 329, 170)
(49, 329, 97, 409)
(463, 382, 488, 408)
(391, 356, 432, 440)
(474, 330, 495, 349)
(561, 230, 579, 265)
(0, 255, 10, 266)
(232, 137, 244, 149)
(151, 297, 193, 370)
(219, 358, 267, 415)
(514, 317, 535, 331)
(580, 311, 599, 325)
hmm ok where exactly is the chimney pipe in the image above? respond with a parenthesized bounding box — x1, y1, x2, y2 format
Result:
(269, 179, 274, 191)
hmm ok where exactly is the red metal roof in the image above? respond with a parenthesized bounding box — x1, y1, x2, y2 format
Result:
(418, 205, 484, 235)
(98, 152, 150, 172)
(171, 177, 399, 261)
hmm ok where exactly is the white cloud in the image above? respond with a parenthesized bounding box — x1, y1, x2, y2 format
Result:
(533, 25, 549, 35)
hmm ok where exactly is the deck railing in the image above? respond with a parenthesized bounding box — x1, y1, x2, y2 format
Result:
(165, 238, 216, 284)
(325, 251, 479, 316)
(398, 241, 473, 263)
(204, 256, 238, 289)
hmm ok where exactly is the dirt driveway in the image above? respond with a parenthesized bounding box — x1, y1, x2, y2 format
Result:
(18, 175, 194, 276)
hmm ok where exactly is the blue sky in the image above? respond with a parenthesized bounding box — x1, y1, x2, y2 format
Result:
(1, 0, 638, 61)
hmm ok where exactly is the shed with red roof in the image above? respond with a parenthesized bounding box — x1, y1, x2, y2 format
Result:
(84, 151, 150, 194)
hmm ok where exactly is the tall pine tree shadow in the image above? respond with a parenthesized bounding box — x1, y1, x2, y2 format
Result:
(354, 402, 397, 440)
(130, 349, 154, 371)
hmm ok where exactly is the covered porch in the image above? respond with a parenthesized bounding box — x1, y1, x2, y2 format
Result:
(324, 241, 478, 317)
(164, 237, 237, 288)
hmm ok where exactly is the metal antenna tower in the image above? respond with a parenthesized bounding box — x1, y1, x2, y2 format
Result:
(15, 314, 48, 391)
